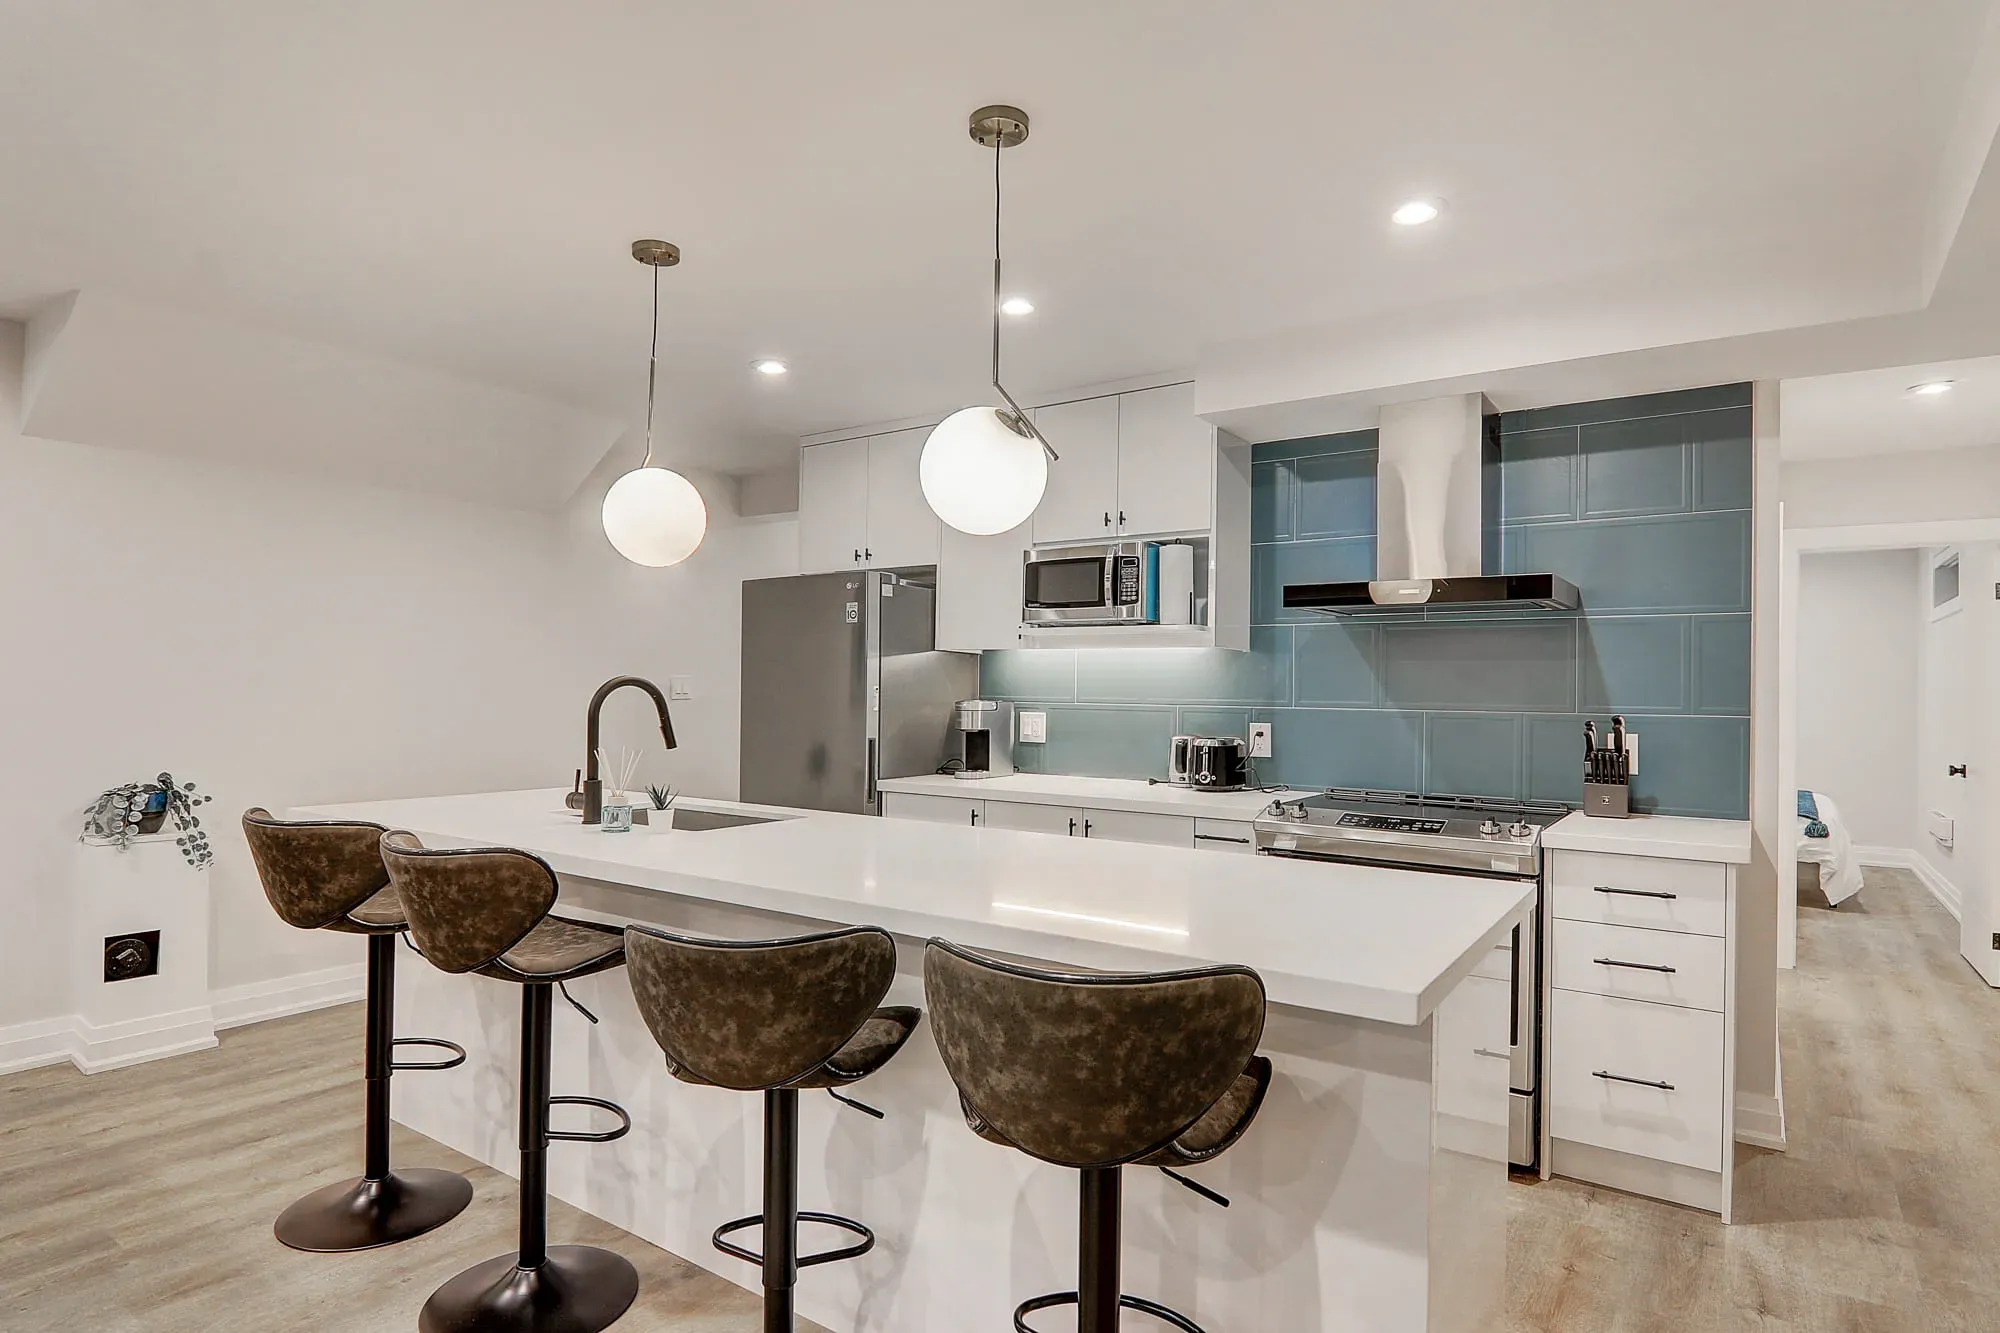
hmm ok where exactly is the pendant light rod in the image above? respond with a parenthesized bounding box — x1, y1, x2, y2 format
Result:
(971, 106, 1057, 463)
(631, 239, 681, 468)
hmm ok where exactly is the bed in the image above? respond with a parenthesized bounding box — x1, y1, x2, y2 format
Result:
(1797, 789, 1864, 907)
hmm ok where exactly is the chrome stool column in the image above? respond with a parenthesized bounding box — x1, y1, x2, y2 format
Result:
(924, 939, 1272, 1333)
(623, 924, 921, 1333)
(242, 809, 473, 1252)
(382, 832, 638, 1333)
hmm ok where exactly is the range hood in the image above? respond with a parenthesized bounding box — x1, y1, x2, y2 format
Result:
(1281, 393, 1581, 615)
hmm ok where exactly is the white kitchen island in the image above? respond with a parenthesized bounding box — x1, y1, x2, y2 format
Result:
(296, 788, 1532, 1333)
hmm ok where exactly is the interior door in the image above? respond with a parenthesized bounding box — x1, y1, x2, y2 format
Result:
(739, 572, 867, 812)
(1030, 396, 1121, 546)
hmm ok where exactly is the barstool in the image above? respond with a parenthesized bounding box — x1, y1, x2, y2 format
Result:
(622, 923, 921, 1333)
(241, 809, 474, 1252)
(380, 831, 638, 1333)
(923, 939, 1272, 1333)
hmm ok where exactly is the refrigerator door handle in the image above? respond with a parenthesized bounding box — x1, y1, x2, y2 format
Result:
(865, 737, 878, 809)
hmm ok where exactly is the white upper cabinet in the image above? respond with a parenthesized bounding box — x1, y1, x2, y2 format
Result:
(936, 517, 1029, 652)
(865, 428, 941, 568)
(1029, 396, 1121, 546)
(798, 439, 870, 573)
(798, 431, 940, 574)
(1115, 383, 1214, 536)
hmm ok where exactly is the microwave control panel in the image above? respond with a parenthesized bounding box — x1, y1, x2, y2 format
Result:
(1114, 556, 1142, 605)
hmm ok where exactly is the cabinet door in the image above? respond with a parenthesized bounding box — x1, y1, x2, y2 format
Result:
(1115, 383, 1213, 536)
(882, 792, 985, 826)
(936, 520, 1030, 652)
(1080, 807, 1194, 848)
(983, 801, 1081, 836)
(865, 428, 941, 568)
(798, 440, 870, 573)
(1030, 396, 1121, 546)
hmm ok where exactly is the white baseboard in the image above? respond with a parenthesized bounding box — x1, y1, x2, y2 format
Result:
(1735, 1091, 1787, 1151)
(0, 964, 363, 1080)
(210, 963, 365, 1031)
(1853, 846, 1962, 920)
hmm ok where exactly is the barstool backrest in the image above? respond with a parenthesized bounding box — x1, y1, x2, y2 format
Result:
(378, 831, 558, 974)
(625, 925, 895, 1090)
(924, 939, 1266, 1169)
(243, 808, 390, 930)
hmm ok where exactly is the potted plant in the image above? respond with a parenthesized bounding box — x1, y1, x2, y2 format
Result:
(80, 773, 215, 870)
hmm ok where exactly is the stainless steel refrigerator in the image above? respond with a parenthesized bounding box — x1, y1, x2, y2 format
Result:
(740, 570, 978, 815)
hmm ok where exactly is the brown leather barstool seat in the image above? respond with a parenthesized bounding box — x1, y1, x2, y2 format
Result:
(381, 831, 637, 1333)
(924, 939, 1271, 1333)
(623, 923, 920, 1332)
(242, 809, 473, 1253)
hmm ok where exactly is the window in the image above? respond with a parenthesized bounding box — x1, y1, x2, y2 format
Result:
(1930, 547, 1963, 621)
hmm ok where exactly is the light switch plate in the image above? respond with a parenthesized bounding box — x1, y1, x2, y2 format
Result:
(1018, 711, 1047, 744)
(1248, 722, 1273, 758)
(669, 675, 694, 700)
(1624, 733, 1638, 774)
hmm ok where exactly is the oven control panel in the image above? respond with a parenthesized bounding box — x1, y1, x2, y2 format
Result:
(1336, 813, 1447, 834)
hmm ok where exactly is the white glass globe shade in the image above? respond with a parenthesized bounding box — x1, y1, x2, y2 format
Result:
(919, 406, 1048, 535)
(602, 466, 708, 567)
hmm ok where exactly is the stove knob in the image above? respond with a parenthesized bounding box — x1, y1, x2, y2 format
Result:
(1479, 818, 1502, 838)
(1287, 802, 1309, 821)
(1508, 821, 1534, 840)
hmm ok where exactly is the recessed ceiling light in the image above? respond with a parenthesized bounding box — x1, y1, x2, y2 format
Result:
(1906, 379, 1954, 397)
(1000, 296, 1035, 316)
(1392, 199, 1441, 226)
(752, 359, 789, 376)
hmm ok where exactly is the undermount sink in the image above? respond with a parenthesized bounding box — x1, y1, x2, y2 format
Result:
(667, 807, 784, 832)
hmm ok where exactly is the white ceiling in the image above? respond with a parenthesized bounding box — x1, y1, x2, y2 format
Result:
(1781, 355, 2000, 460)
(2, 0, 1998, 491)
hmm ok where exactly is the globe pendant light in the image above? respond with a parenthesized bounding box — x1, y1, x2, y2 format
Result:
(919, 105, 1060, 536)
(602, 239, 708, 567)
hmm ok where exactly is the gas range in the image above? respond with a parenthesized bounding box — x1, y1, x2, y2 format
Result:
(1253, 789, 1571, 879)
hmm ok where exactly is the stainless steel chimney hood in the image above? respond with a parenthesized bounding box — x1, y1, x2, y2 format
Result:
(1280, 393, 1581, 615)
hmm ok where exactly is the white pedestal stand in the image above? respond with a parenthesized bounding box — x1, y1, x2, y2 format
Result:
(69, 838, 217, 1072)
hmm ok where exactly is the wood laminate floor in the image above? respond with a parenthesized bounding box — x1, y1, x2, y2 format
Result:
(2, 866, 1991, 1331)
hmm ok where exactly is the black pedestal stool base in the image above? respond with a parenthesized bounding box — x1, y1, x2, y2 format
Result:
(275, 1167, 476, 1253)
(1015, 1291, 1205, 1333)
(418, 1246, 640, 1333)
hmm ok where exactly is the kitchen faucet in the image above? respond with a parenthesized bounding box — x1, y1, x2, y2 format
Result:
(582, 675, 677, 824)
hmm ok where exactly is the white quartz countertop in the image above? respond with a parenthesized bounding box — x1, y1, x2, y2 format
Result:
(876, 772, 1288, 820)
(1544, 810, 1753, 864)
(296, 788, 1531, 1026)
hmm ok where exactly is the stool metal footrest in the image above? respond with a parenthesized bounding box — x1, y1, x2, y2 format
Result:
(712, 1210, 875, 1270)
(390, 1036, 467, 1072)
(1014, 1290, 1206, 1333)
(546, 1095, 631, 1143)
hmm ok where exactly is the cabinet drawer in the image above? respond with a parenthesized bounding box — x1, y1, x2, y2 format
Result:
(1192, 819, 1256, 853)
(881, 793, 985, 827)
(1549, 989, 1726, 1172)
(1081, 807, 1193, 848)
(983, 801, 1081, 837)
(1551, 851, 1727, 937)
(1553, 920, 1726, 1012)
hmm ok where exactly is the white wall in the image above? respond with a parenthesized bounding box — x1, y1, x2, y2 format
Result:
(0, 322, 797, 1034)
(1795, 549, 1921, 849)
(1785, 446, 2000, 531)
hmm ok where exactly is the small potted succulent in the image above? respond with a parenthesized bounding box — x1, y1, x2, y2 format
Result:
(80, 772, 215, 870)
(646, 784, 678, 830)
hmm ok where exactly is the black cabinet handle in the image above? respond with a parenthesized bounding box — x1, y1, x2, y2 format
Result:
(1593, 885, 1677, 900)
(1083, 819, 1093, 836)
(1593, 957, 1677, 973)
(1195, 833, 1251, 844)
(1103, 511, 1112, 527)
(969, 808, 980, 826)
(1950, 764, 1968, 777)
(1593, 1070, 1675, 1091)
(1117, 510, 1126, 527)
(865, 547, 873, 561)
(1068, 817, 1077, 836)
(853, 548, 862, 563)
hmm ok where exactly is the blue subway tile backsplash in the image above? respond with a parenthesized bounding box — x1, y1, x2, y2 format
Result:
(981, 386, 1754, 818)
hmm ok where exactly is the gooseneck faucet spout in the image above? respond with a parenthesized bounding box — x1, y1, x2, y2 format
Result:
(583, 676, 677, 824)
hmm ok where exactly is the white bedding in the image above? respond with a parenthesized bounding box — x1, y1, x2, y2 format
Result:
(1798, 789, 1864, 906)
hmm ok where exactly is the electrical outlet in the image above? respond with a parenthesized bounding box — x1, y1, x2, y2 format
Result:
(669, 675, 694, 700)
(1248, 722, 1273, 758)
(1624, 733, 1638, 774)
(1991, 932, 1999, 952)
(1018, 711, 1047, 744)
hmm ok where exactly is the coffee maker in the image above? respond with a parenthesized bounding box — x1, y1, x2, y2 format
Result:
(951, 699, 1016, 779)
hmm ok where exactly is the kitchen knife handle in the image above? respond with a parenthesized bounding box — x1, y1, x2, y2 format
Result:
(1593, 1070, 1675, 1091)
(1593, 957, 1677, 973)
(1593, 885, 1677, 900)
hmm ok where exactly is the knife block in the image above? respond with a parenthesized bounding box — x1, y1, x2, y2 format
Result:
(1583, 780, 1630, 819)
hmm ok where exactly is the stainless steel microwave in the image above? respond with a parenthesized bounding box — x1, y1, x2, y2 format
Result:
(1022, 542, 1159, 626)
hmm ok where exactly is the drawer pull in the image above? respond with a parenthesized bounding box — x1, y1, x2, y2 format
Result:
(1593, 885, 1678, 900)
(1472, 1047, 1511, 1061)
(1593, 1070, 1675, 1091)
(1592, 957, 1677, 974)
(1195, 833, 1251, 844)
